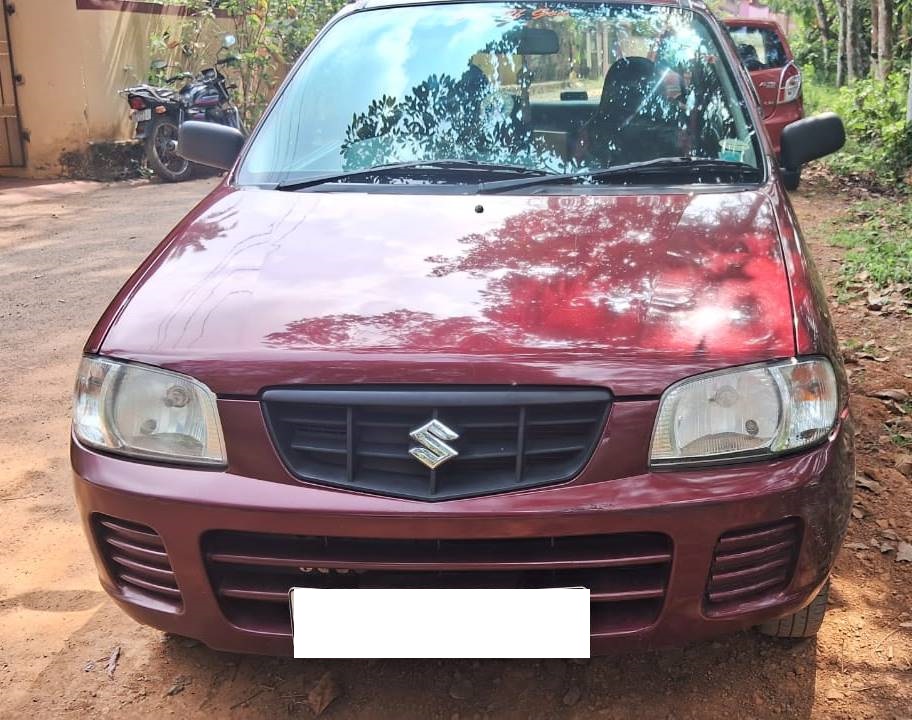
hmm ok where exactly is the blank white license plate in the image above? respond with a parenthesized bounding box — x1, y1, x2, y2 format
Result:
(132, 108, 152, 123)
(290, 587, 590, 659)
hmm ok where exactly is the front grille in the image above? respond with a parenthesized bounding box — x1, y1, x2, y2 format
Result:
(92, 514, 181, 611)
(203, 531, 672, 637)
(705, 518, 801, 612)
(262, 387, 611, 501)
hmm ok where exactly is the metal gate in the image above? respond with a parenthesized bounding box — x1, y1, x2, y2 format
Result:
(0, 2, 24, 167)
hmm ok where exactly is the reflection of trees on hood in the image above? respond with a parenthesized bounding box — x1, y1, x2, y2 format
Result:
(168, 205, 237, 258)
(340, 71, 566, 171)
(262, 194, 792, 357)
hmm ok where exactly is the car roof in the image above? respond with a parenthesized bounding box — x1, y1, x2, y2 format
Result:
(722, 17, 786, 32)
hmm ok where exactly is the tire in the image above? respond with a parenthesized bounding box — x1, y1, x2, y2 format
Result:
(145, 117, 192, 182)
(781, 166, 802, 191)
(758, 579, 829, 638)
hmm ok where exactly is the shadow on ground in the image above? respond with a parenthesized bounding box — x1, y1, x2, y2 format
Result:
(13, 599, 818, 720)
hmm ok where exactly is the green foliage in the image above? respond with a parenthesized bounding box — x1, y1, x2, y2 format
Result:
(147, 3, 219, 83)
(832, 198, 912, 290)
(806, 71, 912, 189)
(789, 32, 837, 84)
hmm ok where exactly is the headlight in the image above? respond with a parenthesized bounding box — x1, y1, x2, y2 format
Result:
(73, 356, 226, 466)
(650, 358, 838, 466)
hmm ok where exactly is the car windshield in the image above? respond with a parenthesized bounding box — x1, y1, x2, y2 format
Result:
(727, 25, 788, 71)
(238, 2, 761, 188)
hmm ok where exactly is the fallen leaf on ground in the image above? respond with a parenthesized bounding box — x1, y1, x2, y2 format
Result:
(856, 475, 884, 494)
(307, 671, 343, 716)
(562, 684, 582, 707)
(105, 646, 120, 679)
(870, 389, 911, 403)
(895, 455, 912, 478)
(165, 676, 191, 697)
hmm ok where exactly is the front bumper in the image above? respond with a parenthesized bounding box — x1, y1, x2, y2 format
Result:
(72, 416, 853, 656)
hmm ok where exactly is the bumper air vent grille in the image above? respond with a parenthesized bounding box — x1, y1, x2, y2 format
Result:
(203, 530, 672, 639)
(706, 518, 801, 613)
(92, 514, 181, 611)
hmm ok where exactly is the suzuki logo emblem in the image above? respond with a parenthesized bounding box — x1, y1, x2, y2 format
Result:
(409, 419, 459, 469)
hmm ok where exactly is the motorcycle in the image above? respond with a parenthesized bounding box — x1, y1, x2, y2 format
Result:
(120, 35, 244, 182)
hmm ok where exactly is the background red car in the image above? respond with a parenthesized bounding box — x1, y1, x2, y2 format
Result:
(725, 18, 804, 160)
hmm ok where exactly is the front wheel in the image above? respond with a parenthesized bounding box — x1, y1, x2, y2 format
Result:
(758, 579, 829, 638)
(145, 117, 192, 182)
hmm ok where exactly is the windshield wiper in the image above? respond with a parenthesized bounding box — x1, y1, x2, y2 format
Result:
(477, 157, 761, 194)
(274, 159, 551, 191)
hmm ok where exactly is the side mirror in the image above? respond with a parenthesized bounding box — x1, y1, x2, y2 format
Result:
(781, 113, 845, 171)
(177, 121, 245, 170)
(150, 59, 168, 71)
(222, 33, 237, 49)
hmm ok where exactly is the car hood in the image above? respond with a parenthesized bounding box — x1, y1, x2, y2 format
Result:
(97, 186, 796, 397)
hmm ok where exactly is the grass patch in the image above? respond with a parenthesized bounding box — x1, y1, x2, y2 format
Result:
(832, 198, 912, 289)
(803, 78, 841, 116)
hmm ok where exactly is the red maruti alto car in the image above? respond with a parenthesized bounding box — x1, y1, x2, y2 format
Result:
(72, 0, 852, 656)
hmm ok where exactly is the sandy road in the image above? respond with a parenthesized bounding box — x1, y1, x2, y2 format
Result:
(0, 178, 220, 712)
(0, 177, 908, 719)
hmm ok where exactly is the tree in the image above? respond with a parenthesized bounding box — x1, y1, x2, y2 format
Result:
(846, 0, 858, 83)
(814, 0, 833, 70)
(908, 57, 912, 122)
(875, 0, 894, 79)
(836, 0, 848, 85)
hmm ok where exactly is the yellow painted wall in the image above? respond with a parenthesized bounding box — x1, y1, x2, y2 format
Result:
(1, 1, 229, 178)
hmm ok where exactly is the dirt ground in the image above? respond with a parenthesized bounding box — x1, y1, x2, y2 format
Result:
(0, 177, 909, 720)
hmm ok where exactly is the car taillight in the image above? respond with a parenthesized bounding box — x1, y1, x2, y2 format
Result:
(129, 97, 146, 110)
(779, 64, 802, 103)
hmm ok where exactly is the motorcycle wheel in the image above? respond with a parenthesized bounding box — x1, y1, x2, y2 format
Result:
(145, 117, 192, 183)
